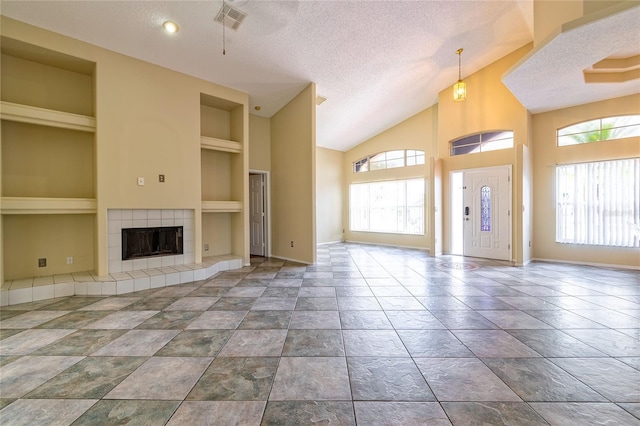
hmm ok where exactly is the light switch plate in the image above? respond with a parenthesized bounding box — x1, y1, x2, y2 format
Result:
(137, 177, 144, 186)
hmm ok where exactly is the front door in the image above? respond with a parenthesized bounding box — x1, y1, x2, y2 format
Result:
(249, 173, 265, 256)
(463, 166, 511, 260)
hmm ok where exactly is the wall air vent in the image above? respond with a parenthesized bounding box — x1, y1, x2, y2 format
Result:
(214, 4, 247, 30)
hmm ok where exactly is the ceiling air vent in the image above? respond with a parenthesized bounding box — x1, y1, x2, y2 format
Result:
(214, 4, 247, 30)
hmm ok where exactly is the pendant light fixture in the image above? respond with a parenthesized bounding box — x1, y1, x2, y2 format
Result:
(453, 48, 466, 102)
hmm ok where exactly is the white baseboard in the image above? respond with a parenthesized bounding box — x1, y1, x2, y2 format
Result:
(533, 257, 640, 270)
(343, 239, 430, 254)
(269, 255, 313, 265)
(317, 240, 343, 246)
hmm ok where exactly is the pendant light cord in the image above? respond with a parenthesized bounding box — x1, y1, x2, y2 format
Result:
(222, 0, 226, 55)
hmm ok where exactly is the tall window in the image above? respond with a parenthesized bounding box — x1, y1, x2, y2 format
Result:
(350, 178, 424, 235)
(557, 115, 640, 146)
(556, 158, 639, 247)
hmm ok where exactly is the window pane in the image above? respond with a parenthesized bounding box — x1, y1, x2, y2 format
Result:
(415, 154, 425, 165)
(556, 158, 640, 247)
(452, 134, 480, 147)
(354, 158, 368, 173)
(480, 185, 491, 232)
(602, 124, 640, 140)
(482, 137, 514, 152)
(602, 115, 640, 128)
(386, 150, 404, 160)
(451, 143, 480, 156)
(349, 178, 424, 235)
(558, 119, 599, 137)
(370, 153, 386, 162)
(451, 132, 512, 156)
(386, 158, 404, 169)
(369, 160, 386, 170)
(557, 115, 640, 146)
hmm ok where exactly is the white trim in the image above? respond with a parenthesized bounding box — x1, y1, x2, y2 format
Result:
(344, 239, 430, 253)
(533, 257, 640, 271)
(317, 240, 343, 246)
(269, 255, 313, 265)
(452, 164, 513, 262)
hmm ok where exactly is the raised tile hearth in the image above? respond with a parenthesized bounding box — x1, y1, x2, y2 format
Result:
(1, 255, 242, 306)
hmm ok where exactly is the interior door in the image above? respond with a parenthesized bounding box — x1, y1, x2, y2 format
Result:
(463, 166, 511, 260)
(249, 173, 265, 256)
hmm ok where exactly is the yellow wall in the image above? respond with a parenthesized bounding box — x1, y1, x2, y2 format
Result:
(2, 122, 94, 198)
(1, 17, 249, 277)
(249, 114, 271, 171)
(438, 44, 532, 263)
(533, 0, 583, 47)
(531, 93, 640, 267)
(3, 214, 94, 280)
(316, 147, 344, 244)
(270, 84, 316, 263)
(343, 107, 437, 249)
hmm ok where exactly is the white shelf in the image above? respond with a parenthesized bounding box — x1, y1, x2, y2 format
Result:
(0, 101, 96, 132)
(202, 200, 242, 213)
(1, 197, 97, 214)
(200, 136, 242, 153)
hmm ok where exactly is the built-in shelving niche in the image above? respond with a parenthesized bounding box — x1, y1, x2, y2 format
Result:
(1, 36, 97, 281)
(200, 93, 245, 259)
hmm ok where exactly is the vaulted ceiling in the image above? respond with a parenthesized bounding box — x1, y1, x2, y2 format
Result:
(2, 1, 637, 151)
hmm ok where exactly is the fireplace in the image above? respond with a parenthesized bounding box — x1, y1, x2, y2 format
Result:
(122, 226, 183, 260)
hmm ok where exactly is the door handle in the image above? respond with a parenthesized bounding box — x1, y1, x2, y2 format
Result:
(464, 207, 470, 216)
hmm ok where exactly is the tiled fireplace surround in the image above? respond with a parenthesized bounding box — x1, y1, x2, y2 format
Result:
(1, 209, 243, 306)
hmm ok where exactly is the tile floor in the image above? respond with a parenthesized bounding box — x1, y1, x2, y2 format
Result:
(1, 243, 639, 425)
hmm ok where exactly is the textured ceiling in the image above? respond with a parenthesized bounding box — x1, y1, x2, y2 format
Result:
(504, 2, 640, 114)
(1, 1, 537, 151)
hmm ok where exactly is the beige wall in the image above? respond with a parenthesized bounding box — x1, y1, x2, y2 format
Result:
(270, 84, 316, 263)
(531, 93, 640, 267)
(343, 107, 437, 249)
(534, 0, 583, 47)
(1, 17, 249, 277)
(316, 147, 344, 244)
(4, 214, 94, 280)
(249, 114, 271, 172)
(438, 44, 532, 264)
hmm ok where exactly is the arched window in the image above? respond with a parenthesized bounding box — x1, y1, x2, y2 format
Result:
(353, 150, 425, 173)
(450, 131, 514, 156)
(557, 115, 640, 146)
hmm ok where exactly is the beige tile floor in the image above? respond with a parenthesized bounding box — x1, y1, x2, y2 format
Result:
(1, 243, 639, 425)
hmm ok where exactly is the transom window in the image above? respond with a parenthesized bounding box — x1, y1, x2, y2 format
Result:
(557, 115, 640, 146)
(353, 150, 425, 173)
(450, 131, 514, 156)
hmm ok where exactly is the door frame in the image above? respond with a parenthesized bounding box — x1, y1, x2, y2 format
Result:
(249, 170, 271, 258)
(450, 165, 512, 261)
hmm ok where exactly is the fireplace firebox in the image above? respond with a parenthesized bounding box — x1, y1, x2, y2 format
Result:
(122, 226, 183, 260)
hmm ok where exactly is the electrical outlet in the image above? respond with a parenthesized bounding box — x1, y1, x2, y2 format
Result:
(38, 258, 47, 268)
(137, 177, 145, 186)
(159, 174, 165, 183)
(66, 256, 74, 265)
(204, 243, 209, 252)
(290, 241, 294, 247)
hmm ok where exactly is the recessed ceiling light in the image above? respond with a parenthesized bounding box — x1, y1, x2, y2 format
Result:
(163, 21, 180, 34)
(254, 106, 261, 111)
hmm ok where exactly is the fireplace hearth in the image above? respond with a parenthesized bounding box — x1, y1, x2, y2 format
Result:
(122, 226, 183, 260)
